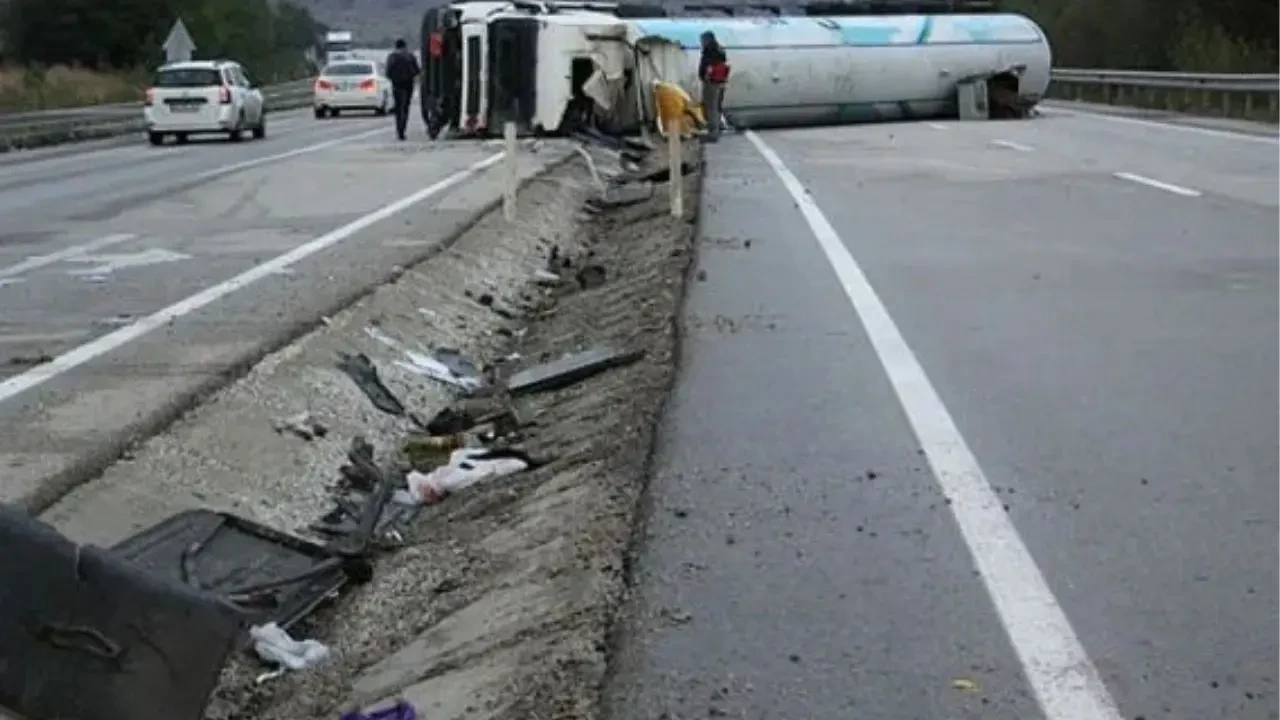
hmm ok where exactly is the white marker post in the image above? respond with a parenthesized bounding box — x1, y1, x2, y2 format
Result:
(503, 121, 518, 222)
(668, 128, 683, 218)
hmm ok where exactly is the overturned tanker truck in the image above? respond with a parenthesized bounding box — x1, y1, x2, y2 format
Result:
(418, 0, 1052, 138)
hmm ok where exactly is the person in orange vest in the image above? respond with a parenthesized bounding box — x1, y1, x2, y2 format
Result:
(698, 30, 730, 142)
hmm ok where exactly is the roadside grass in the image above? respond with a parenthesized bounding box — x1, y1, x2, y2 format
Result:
(0, 65, 145, 112)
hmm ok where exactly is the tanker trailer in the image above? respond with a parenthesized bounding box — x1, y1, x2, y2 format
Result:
(629, 12, 1052, 128)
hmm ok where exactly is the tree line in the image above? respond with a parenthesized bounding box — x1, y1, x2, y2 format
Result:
(1007, 0, 1277, 72)
(1, 0, 1274, 76)
(0, 0, 329, 82)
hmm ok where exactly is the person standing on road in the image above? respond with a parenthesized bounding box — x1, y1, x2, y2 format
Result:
(698, 30, 730, 142)
(385, 39, 421, 141)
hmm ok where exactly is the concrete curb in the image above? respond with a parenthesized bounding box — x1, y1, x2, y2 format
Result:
(16, 150, 576, 517)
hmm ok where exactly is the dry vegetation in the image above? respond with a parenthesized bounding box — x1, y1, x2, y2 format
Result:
(0, 65, 144, 112)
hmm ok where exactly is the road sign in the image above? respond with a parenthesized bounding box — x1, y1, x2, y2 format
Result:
(163, 19, 196, 64)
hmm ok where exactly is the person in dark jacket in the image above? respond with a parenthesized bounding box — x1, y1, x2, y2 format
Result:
(385, 39, 421, 141)
(697, 30, 729, 142)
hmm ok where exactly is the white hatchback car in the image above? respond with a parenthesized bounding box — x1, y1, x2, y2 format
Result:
(313, 61, 391, 118)
(144, 60, 266, 145)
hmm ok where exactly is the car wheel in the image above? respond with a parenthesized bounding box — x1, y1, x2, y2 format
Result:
(375, 95, 389, 116)
(331, 108, 341, 118)
(252, 113, 266, 140)
(175, 132, 190, 144)
(314, 106, 326, 119)
(148, 131, 164, 146)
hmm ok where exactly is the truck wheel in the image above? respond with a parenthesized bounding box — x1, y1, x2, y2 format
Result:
(148, 132, 164, 146)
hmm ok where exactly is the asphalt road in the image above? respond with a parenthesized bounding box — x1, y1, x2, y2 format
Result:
(0, 107, 561, 510)
(606, 108, 1278, 719)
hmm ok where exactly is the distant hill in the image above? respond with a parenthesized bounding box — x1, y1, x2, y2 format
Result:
(292, 0, 434, 47)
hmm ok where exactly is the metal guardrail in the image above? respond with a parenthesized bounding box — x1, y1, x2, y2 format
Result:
(0, 78, 317, 151)
(1049, 68, 1280, 119)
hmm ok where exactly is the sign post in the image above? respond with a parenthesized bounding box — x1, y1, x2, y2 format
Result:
(163, 19, 196, 64)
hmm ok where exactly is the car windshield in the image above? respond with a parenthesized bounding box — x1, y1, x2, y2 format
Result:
(155, 68, 222, 88)
(324, 63, 375, 77)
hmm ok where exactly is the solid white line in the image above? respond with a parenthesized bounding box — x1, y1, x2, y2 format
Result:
(990, 139, 1034, 152)
(0, 233, 136, 280)
(1113, 171, 1202, 197)
(1041, 105, 1279, 145)
(0, 152, 505, 405)
(744, 130, 1124, 720)
(185, 126, 385, 185)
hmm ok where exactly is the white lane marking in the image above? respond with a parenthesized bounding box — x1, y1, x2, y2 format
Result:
(990, 139, 1033, 152)
(744, 130, 1125, 720)
(1113, 171, 1202, 197)
(0, 152, 505, 405)
(1041, 106, 1279, 145)
(185, 126, 385, 185)
(0, 233, 136, 280)
(925, 122, 948, 130)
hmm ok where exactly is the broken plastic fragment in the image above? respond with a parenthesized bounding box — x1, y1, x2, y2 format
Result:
(271, 411, 328, 441)
(336, 352, 406, 416)
(401, 448, 532, 505)
(951, 678, 980, 693)
(250, 622, 330, 670)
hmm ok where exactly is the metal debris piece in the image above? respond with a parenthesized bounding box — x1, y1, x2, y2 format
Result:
(506, 346, 645, 396)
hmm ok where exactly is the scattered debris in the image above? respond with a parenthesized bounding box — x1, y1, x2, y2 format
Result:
(422, 396, 522, 437)
(272, 411, 329, 441)
(659, 606, 693, 625)
(366, 326, 485, 392)
(340, 700, 418, 720)
(507, 345, 645, 396)
(250, 622, 330, 671)
(5, 353, 53, 367)
(534, 268, 563, 286)
(576, 264, 608, 290)
(951, 678, 980, 693)
(336, 352, 407, 417)
(111, 509, 355, 629)
(92, 313, 136, 328)
(398, 447, 535, 505)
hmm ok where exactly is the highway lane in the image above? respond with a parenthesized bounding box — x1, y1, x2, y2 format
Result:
(606, 112, 1277, 720)
(0, 108, 569, 509)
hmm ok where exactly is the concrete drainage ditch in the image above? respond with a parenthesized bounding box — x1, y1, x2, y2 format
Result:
(1, 140, 702, 720)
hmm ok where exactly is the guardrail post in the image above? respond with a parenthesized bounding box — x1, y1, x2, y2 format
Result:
(668, 129, 683, 219)
(503, 121, 517, 222)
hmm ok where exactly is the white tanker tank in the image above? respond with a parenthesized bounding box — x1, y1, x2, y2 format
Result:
(629, 13, 1052, 128)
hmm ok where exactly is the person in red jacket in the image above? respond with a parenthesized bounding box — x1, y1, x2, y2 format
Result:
(698, 30, 729, 142)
